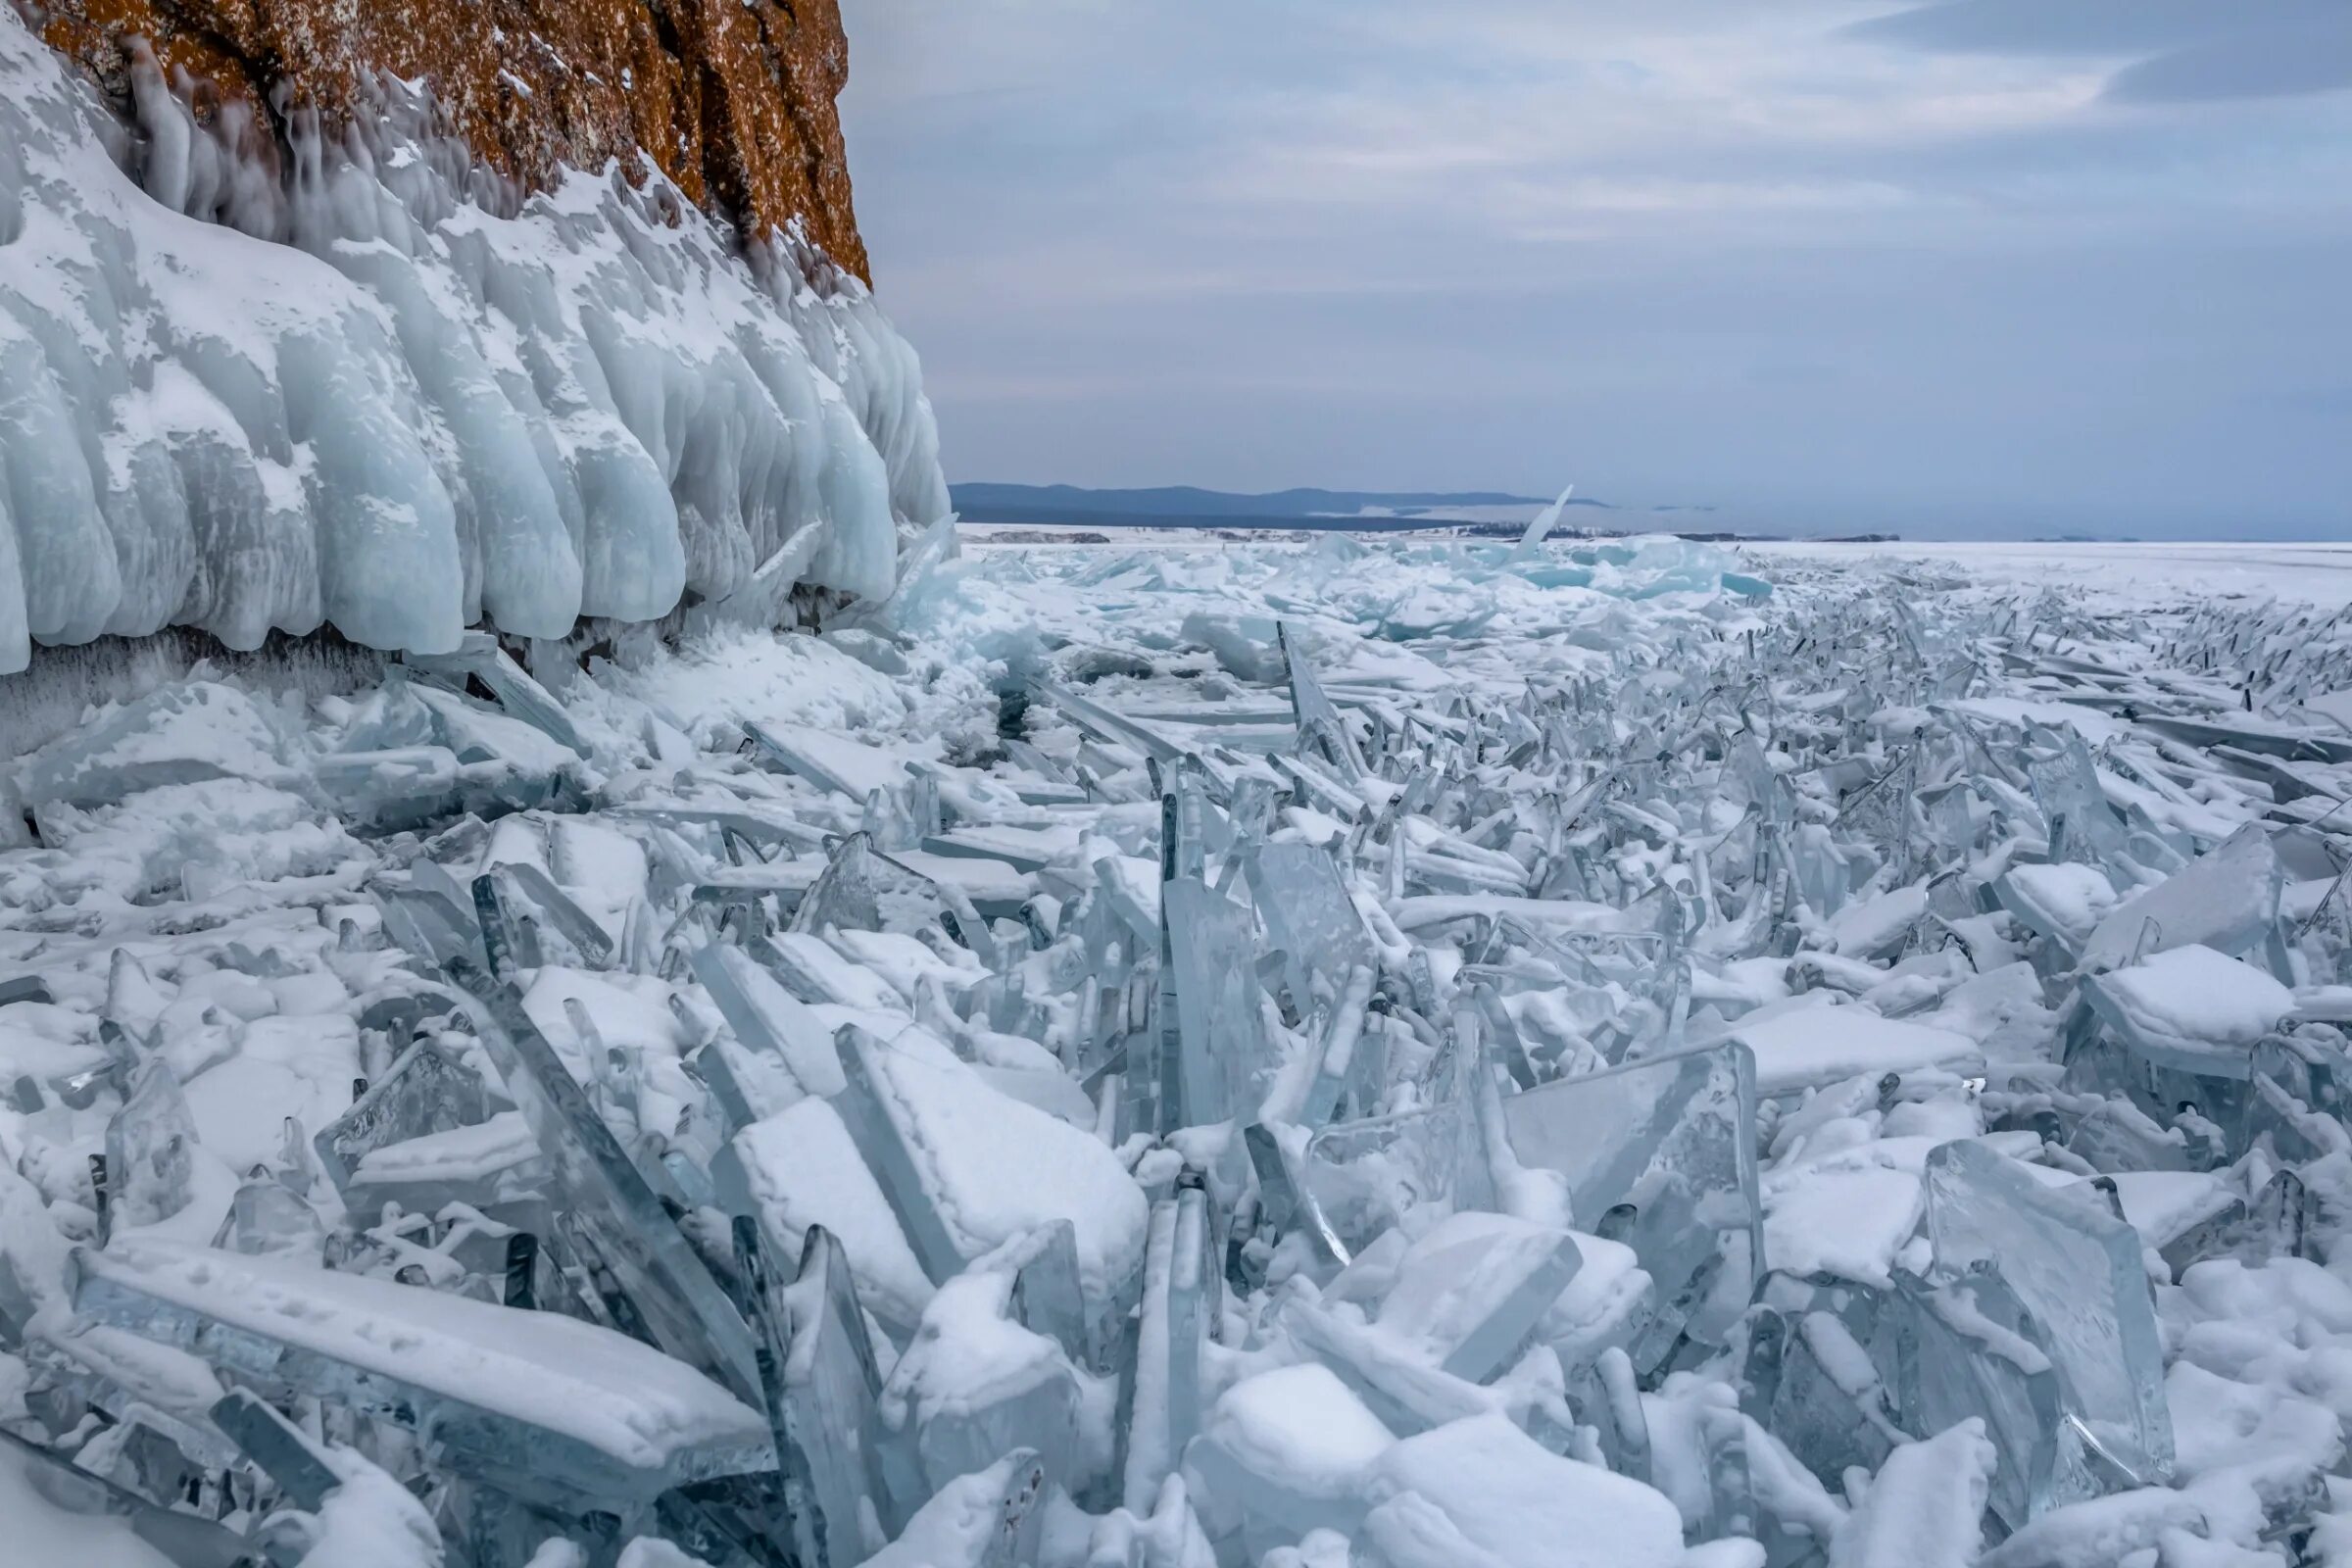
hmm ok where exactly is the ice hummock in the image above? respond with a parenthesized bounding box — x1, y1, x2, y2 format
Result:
(0, 6, 946, 675)
(4, 528, 2351, 1565)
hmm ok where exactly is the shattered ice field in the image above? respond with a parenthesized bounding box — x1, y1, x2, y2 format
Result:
(9, 530, 2352, 1568)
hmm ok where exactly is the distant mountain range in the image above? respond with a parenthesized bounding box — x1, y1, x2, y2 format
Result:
(952, 483, 1732, 534)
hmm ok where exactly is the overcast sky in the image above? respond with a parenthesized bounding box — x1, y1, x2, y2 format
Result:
(840, 2, 2350, 539)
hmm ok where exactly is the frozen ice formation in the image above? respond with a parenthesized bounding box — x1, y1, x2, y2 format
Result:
(0, 6, 947, 674)
(6, 529, 2352, 1566)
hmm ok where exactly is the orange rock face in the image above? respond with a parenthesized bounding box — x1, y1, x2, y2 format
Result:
(35, 0, 869, 280)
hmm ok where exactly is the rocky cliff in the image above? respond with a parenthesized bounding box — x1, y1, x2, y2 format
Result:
(34, 0, 868, 279)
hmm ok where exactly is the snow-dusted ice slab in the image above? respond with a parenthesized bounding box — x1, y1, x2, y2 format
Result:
(72, 1239, 769, 1507)
(1721, 997, 1982, 1098)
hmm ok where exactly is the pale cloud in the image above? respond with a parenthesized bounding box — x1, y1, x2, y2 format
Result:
(840, 1, 2351, 539)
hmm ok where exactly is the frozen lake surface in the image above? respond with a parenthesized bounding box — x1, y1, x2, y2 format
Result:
(5, 530, 2352, 1566)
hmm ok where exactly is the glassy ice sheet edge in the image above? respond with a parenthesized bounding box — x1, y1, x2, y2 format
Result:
(6, 532, 2352, 1568)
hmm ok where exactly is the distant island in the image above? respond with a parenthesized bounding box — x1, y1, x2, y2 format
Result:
(950, 483, 1738, 537)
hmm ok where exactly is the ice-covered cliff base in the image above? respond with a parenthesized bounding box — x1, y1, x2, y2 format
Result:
(0, 6, 947, 676)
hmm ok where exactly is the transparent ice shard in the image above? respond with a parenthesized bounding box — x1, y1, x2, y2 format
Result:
(1837, 752, 1921, 888)
(1282, 1295, 1578, 1457)
(2242, 1032, 2352, 1164)
(445, 943, 763, 1407)
(829, 1024, 970, 1287)
(209, 1388, 338, 1509)
(735, 1218, 909, 1566)
(2078, 821, 2286, 976)
(406, 632, 590, 759)
(789, 832, 995, 965)
(1830, 1421, 1995, 1566)
(483, 863, 615, 970)
(102, 1058, 200, 1239)
(1731, 733, 1792, 829)
(2079, 945, 2291, 1114)
(1280, 622, 1367, 780)
(1740, 1278, 1901, 1499)
(1183, 1362, 1393, 1553)
(688, 943, 840, 1117)
(1743, 1267, 2060, 1532)
(13, 681, 300, 808)
(212, 1171, 325, 1260)
(313, 1038, 494, 1198)
(1301, 1098, 1495, 1262)
(376, 880, 492, 974)
(1500, 1042, 1762, 1352)
(1248, 841, 1378, 1021)
(73, 1238, 771, 1513)
(1886, 1267, 2069, 1533)
(998, 1219, 1096, 1369)
(1506, 481, 1578, 562)
(1922, 1140, 2174, 1508)
(1373, 1211, 1583, 1383)
(753, 931, 906, 1010)
(1125, 1177, 1217, 1511)
(1161, 875, 1269, 1127)
(409, 685, 581, 808)
(1558, 1345, 1649, 1482)
(1291, 964, 1378, 1130)
(1027, 678, 1191, 771)
(883, 1266, 1084, 1496)
(0, 1425, 257, 1568)
(748, 721, 910, 802)
(338, 1113, 551, 1217)
(2026, 731, 2131, 869)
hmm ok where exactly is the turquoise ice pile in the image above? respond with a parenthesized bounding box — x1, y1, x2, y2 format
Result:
(5, 528, 2352, 1566)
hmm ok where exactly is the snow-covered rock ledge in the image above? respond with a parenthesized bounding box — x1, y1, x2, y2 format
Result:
(0, 6, 949, 677)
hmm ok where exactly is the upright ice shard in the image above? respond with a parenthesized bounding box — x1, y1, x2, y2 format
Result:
(2079, 821, 2287, 975)
(314, 1037, 494, 1196)
(103, 1059, 200, 1238)
(1126, 1177, 1218, 1511)
(1282, 623, 1368, 780)
(1248, 841, 1379, 1021)
(1922, 1140, 2174, 1508)
(444, 942, 762, 1407)
(1500, 1042, 1762, 1351)
(1372, 1211, 1584, 1383)
(736, 1219, 912, 1566)
(1161, 876, 1271, 1127)
(1302, 1099, 1496, 1262)
(212, 1172, 326, 1260)
(829, 1025, 970, 1286)
(883, 1267, 1085, 1495)
(2026, 732, 2130, 870)
(790, 832, 994, 966)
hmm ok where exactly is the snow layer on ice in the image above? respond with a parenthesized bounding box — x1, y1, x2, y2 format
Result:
(79, 1238, 768, 1468)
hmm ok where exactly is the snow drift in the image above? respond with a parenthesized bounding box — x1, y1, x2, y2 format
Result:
(0, 7, 949, 675)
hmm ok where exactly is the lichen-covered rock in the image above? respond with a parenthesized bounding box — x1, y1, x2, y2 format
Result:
(35, 0, 869, 279)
